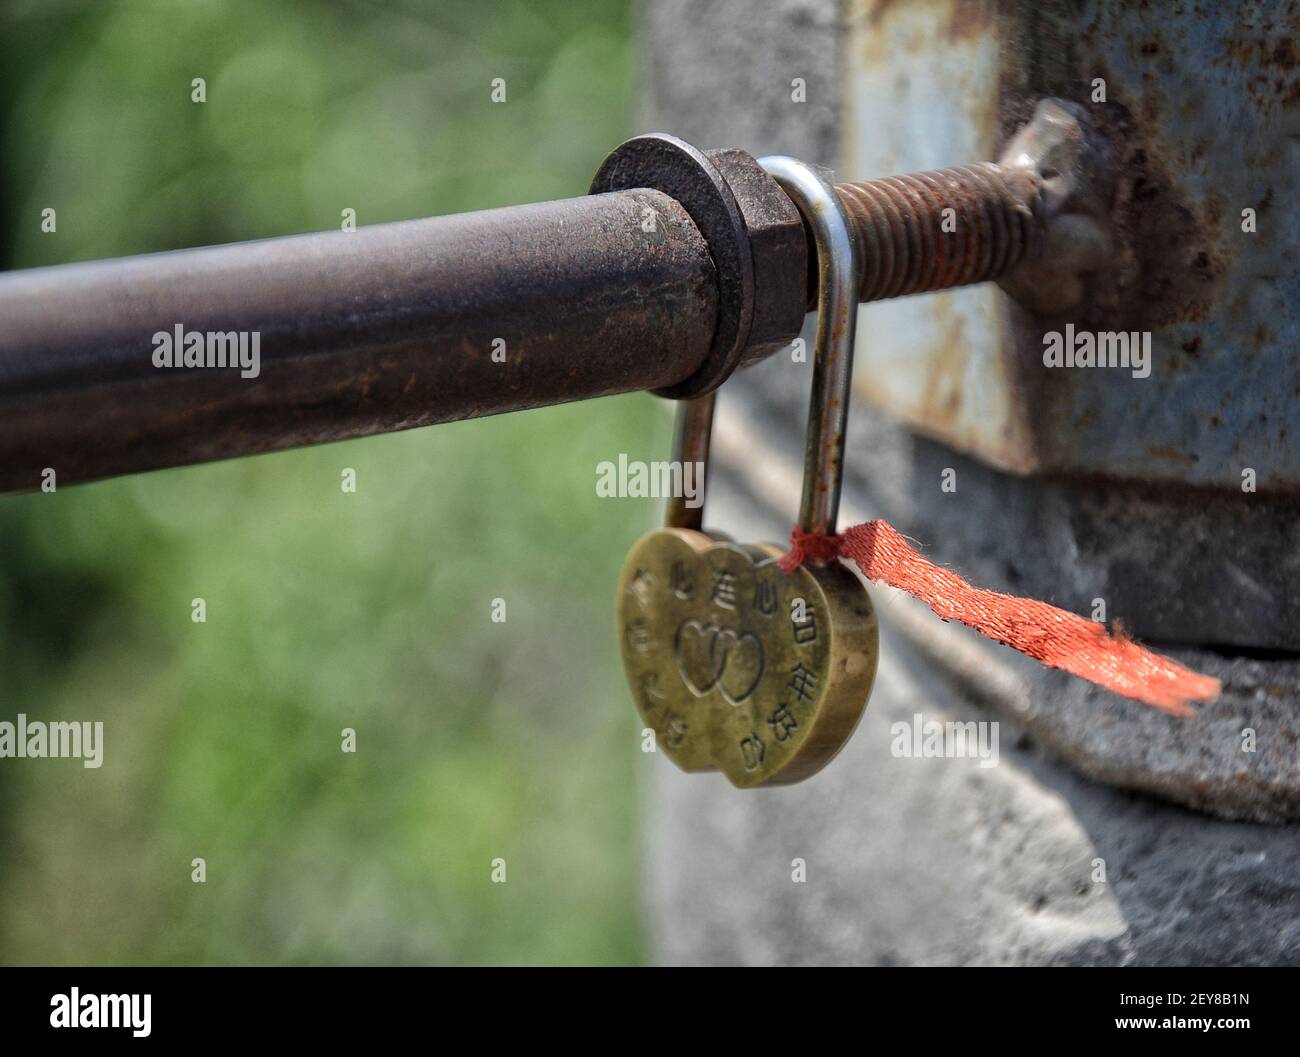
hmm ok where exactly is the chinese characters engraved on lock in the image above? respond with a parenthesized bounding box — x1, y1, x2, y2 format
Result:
(617, 531, 876, 788)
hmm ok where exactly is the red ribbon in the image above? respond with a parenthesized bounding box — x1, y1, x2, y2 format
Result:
(781, 521, 1221, 717)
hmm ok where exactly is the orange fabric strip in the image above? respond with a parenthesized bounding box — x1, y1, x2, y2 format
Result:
(780, 521, 1220, 717)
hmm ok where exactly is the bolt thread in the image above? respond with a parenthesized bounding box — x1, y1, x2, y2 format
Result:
(834, 163, 1037, 303)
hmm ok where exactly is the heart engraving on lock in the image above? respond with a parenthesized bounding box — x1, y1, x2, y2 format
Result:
(673, 619, 764, 702)
(619, 528, 877, 786)
(615, 155, 878, 788)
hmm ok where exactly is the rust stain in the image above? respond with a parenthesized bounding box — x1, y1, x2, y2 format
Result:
(946, 0, 996, 42)
(918, 295, 969, 426)
(1148, 445, 1198, 469)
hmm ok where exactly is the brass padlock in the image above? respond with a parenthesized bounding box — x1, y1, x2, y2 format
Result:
(617, 156, 878, 788)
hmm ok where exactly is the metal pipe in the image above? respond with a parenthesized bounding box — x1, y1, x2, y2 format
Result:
(0, 129, 1048, 496)
(0, 188, 719, 491)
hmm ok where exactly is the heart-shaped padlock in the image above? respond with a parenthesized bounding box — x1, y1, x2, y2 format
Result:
(617, 157, 878, 787)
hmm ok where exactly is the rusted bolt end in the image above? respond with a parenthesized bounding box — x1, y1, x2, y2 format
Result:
(834, 163, 1040, 303)
(827, 99, 1110, 311)
(996, 98, 1113, 315)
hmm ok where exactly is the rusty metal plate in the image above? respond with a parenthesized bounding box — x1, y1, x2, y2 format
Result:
(844, 0, 1300, 490)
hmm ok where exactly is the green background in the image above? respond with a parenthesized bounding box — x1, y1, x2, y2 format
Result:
(0, 0, 664, 965)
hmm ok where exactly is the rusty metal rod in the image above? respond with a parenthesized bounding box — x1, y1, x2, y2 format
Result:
(0, 134, 1042, 495)
(0, 188, 719, 491)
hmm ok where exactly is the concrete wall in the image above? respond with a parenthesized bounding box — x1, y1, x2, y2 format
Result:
(636, 0, 1300, 966)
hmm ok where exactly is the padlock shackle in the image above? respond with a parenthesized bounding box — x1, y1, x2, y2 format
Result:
(664, 394, 715, 532)
(761, 156, 861, 538)
(666, 157, 861, 546)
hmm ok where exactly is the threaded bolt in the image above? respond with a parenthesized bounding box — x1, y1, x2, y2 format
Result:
(833, 163, 1039, 303)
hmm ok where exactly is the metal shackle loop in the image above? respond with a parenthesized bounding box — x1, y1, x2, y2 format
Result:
(665, 156, 861, 551)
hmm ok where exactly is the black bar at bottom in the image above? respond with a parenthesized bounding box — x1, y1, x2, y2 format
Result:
(0, 966, 1288, 1044)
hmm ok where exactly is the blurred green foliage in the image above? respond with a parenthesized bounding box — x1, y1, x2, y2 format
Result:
(0, 0, 665, 964)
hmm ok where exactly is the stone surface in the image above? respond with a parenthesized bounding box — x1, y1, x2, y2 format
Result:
(637, 0, 1300, 966)
(644, 457, 1300, 966)
(733, 364, 1300, 823)
(639, 0, 840, 167)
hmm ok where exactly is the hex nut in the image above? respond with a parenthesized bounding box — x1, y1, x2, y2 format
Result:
(592, 134, 808, 397)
